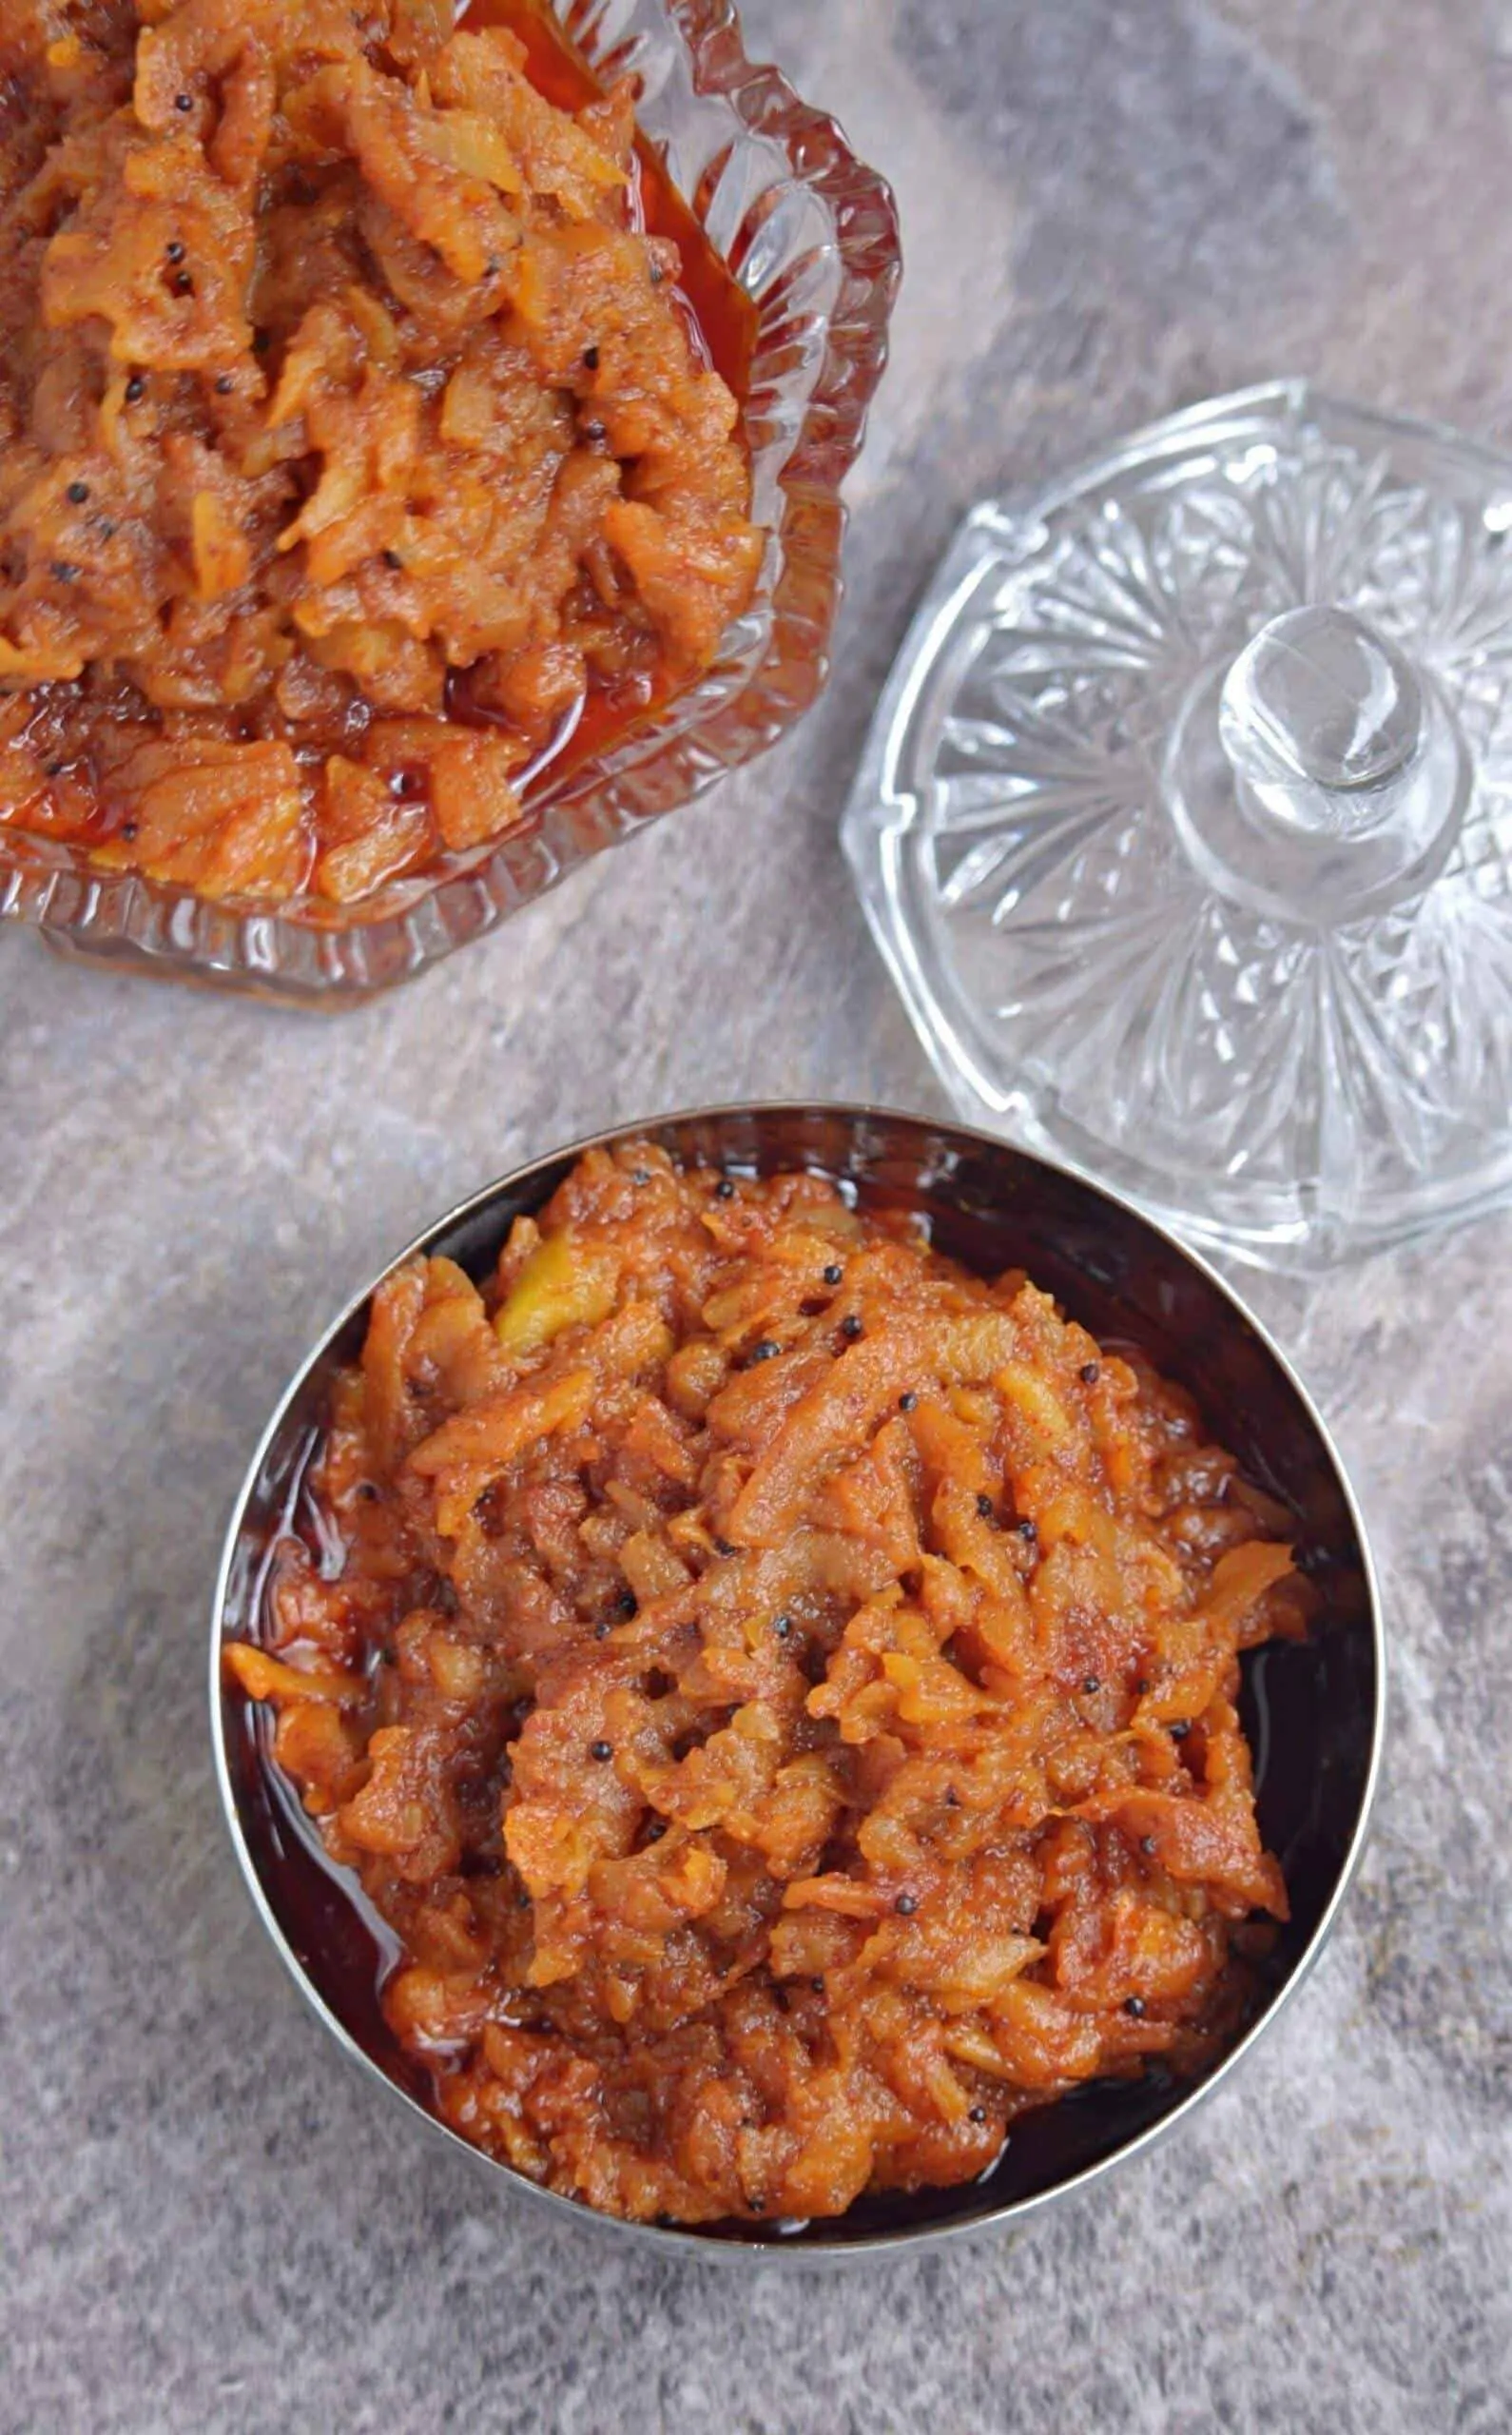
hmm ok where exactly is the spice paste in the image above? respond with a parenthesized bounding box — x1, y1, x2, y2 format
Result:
(0, 0, 760, 905)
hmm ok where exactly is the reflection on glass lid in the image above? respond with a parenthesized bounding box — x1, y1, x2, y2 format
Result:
(844, 382, 1512, 1273)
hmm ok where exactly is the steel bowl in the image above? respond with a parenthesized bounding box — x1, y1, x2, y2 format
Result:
(210, 1104, 1384, 2257)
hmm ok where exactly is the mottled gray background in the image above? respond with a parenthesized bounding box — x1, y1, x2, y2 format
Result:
(3, 3, 1511, 2428)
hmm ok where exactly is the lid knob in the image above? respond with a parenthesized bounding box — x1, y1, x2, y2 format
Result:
(1218, 606, 1425, 836)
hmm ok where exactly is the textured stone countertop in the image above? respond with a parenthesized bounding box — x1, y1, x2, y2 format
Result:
(3, 2, 1511, 2427)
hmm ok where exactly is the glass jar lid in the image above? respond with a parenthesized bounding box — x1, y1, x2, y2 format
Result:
(843, 381, 1512, 1273)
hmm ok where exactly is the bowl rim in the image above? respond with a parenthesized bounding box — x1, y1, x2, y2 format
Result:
(2, 0, 902, 999)
(209, 1101, 1386, 2261)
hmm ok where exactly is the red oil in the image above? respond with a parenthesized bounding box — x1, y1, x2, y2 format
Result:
(445, 1, 761, 807)
(465, 0, 757, 400)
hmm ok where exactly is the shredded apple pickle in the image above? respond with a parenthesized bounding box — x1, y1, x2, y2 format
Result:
(0, 0, 760, 905)
(225, 1143, 1309, 2227)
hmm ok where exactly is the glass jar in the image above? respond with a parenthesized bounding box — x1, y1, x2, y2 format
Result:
(1, 0, 900, 1002)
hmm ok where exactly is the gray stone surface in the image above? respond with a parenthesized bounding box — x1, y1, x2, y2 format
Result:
(2, 1, 1511, 2426)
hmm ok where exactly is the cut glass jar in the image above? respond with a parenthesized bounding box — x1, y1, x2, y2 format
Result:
(0, 0, 900, 1002)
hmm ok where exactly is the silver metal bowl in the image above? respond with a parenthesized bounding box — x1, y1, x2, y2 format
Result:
(210, 1104, 1384, 2258)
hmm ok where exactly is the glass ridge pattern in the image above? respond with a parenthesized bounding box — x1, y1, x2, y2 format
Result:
(843, 383, 1512, 1272)
(0, 0, 901, 1000)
